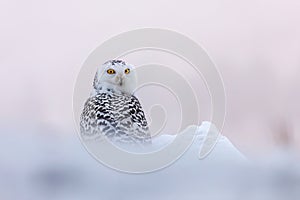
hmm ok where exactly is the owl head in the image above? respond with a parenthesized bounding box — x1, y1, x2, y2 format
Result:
(93, 60, 137, 94)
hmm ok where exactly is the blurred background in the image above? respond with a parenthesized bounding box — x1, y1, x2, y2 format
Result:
(0, 0, 300, 199)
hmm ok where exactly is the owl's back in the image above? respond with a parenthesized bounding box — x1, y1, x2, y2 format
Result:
(80, 89, 151, 145)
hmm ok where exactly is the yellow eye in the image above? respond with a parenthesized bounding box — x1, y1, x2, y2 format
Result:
(107, 69, 115, 74)
(124, 68, 130, 74)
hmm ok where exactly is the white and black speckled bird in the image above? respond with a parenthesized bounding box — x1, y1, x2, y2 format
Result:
(80, 60, 151, 145)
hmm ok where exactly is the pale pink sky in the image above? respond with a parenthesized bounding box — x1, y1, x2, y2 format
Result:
(0, 0, 299, 155)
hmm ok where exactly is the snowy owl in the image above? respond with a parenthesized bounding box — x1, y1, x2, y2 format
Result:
(80, 60, 151, 145)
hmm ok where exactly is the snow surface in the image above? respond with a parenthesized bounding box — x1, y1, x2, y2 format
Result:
(0, 122, 299, 200)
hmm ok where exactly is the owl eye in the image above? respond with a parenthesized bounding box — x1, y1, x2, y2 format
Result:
(124, 68, 130, 74)
(107, 69, 116, 74)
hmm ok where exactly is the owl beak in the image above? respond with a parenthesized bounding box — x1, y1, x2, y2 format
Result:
(116, 74, 124, 86)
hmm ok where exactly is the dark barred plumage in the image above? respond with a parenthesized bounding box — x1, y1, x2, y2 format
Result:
(104, 60, 126, 66)
(80, 88, 151, 145)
